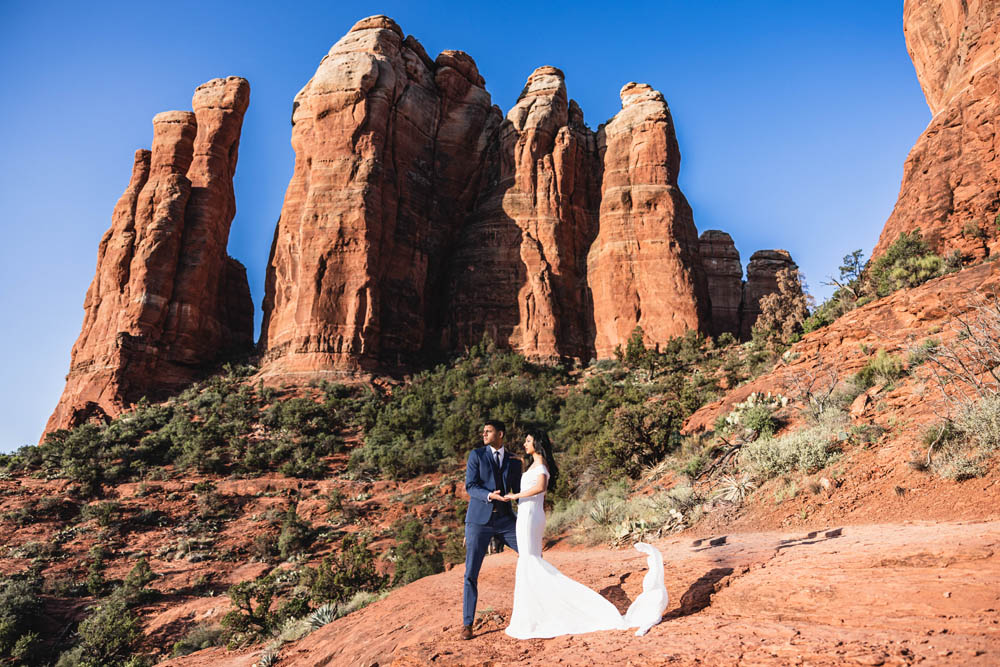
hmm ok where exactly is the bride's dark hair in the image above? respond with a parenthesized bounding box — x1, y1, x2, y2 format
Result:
(524, 428, 558, 489)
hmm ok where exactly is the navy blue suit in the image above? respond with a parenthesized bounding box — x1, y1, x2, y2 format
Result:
(463, 446, 521, 626)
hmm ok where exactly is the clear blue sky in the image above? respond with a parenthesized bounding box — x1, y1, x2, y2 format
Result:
(0, 1, 928, 450)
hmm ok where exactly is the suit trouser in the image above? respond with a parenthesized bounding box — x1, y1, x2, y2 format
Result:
(463, 510, 518, 626)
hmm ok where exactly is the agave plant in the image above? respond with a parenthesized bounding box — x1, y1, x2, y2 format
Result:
(308, 603, 339, 630)
(257, 648, 280, 667)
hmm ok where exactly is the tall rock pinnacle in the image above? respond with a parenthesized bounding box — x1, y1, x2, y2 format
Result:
(588, 83, 710, 357)
(45, 78, 253, 437)
(259, 16, 494, 375)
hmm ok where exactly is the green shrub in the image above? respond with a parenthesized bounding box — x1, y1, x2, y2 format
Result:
(594, 402, 682, 478)
(867, 230, 943, 297)
(170, 624, 223, 657)
(853, 349, 905, 390)
(221, 571, 307, 644)
(305, 535, 386, 605)
(740, 413, 845, 480)
(0, 572, 46, 665)
(55, 598, 147, 667)
(277, 505, 313, 560)
(719, 392, 786, 439)
(391, 519, 443, 586)
(85, 546, 110, 597)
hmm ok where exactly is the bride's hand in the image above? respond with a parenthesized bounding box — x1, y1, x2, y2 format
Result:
(503, 493, 517, 501)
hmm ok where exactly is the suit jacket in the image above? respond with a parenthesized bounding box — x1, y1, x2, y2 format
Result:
(465, 446, 522, 525)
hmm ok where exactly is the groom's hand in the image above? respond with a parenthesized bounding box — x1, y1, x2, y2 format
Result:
(487, 490, 507, 502)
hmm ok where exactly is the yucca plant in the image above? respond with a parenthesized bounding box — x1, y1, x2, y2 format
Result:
(716, 474, 756, 504)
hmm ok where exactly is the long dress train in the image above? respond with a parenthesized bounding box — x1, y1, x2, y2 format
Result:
(505, 465, 666, 639)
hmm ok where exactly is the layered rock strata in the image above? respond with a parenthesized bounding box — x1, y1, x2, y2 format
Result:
(45, 78, 253, 437)
(874, 0, 1000, 261)
(259, 16, 711, 374)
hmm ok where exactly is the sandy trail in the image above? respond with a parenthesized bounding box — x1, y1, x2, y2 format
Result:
(166, 519, 1000, 666)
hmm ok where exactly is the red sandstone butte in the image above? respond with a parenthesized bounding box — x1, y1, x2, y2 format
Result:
(44, 78, 252, 439)
(873, 0, 1000, 261)
(258, 16, 494, 377)
(259, 15, 715, 377)
(588, 83, 709, 358)
(445, 66, 600, 360)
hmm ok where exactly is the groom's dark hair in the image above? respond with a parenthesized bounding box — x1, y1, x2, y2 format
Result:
(484, 419, 506, 436)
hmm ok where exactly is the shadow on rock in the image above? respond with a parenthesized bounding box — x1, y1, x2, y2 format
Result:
(776, 527, 844, 551)
(664, 567, 734, 619)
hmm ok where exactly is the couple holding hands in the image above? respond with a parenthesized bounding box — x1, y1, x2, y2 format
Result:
(461, 420, 668, 641)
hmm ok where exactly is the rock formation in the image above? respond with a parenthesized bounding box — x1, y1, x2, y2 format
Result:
(445, 66, 600, 360)
(587, 83, 709, 358)
(740, 250, 799, 339)
(45, 77, 253, 437)
(874, 0, 1000, 261)
(259, 16, 711, 374)
(259, 16, 495, 375)
(699, 230, 743, 339)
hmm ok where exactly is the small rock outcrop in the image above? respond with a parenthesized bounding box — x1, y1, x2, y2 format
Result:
(740, 250, 799, 339)
(699, 230, 743, 338)
(45, 78, 253, 437)
(874, 0, 1000, 261)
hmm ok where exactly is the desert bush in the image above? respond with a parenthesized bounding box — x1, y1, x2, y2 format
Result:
(304, 535, 386, 605)
(221, 571, 308, 644)
(85, 546, 110, 597)
(594, 402, 682, 478)
(0, 572, 46, 665)
(740, 412, 845, 480)
(867, 230, 943, 297)
(719, 392, 787, 439)
(853, 349, 905, 390)
(391, 519, 444, 586)
(55, 598, 147, 667)
(170, 624, 223, 657)
(277, 505, 314, 560)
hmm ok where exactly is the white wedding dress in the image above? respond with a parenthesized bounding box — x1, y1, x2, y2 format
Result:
(505, 465, 669, 639)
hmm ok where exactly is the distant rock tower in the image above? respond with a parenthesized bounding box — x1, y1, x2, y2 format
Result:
(45, 77, 253, 438)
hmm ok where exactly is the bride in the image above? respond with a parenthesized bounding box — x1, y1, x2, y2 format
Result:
(501, 430, 668, 639)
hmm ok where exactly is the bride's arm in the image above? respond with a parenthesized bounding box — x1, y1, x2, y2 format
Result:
(505, 473, 547, 500)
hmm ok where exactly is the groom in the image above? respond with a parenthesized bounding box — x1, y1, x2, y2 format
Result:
(461, 419, 520, 640)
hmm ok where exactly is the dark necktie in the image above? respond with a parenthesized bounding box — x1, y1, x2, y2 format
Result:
(493, 450, 504, 494)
